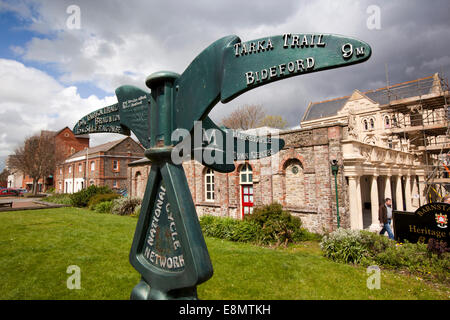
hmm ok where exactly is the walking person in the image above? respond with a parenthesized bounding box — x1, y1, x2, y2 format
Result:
(379, 198, 394, 240)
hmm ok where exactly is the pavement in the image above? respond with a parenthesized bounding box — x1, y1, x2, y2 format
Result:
(0, 196, 67, 211)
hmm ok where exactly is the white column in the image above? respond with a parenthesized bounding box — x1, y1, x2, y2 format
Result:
(356, 176, 363, 230)
(385, 175, 392, 200)
(418, 175, 426, 206)
(348, 176, 361, 230)
(411, 176, 419, 209)
(395, 176, 404, 211)
(405, 175, 413, 212)
(369, 175, 380, 231)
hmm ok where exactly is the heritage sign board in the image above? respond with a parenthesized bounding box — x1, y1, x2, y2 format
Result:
(393, 203, 449, 245)
(73, 33, 372, 300)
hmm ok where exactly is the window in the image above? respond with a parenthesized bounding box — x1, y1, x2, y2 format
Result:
(59, 167, 62, 175)
(78, 163, 83, 173)
(59, 181, 62, 190)
(205, 169, 215, 202)
(113, 160, 119, 171)
(90, 161, 95, 172)
(370, 118, 375, 130)
(384, 116, 390, 128)
(239, 163, 253, 184)
(113, 180, 118, 188)
(90, 180, 95, 186)
(68, 166, 72, 174)
(363, 119, 368, 131)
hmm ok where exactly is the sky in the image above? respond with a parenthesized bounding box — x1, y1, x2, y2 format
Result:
(0, 0, 449, 171)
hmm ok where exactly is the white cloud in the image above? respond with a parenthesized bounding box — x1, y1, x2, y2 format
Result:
(0, 0, 449, 164)
(0, 58, 118, 159)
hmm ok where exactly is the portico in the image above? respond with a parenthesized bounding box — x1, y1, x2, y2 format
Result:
(342, 140, 425, 230)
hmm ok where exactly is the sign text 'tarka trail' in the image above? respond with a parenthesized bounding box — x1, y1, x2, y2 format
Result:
(73, 33, 371, 300)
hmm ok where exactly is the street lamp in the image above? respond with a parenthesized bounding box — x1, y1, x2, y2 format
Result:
(331, 160, 340, 228)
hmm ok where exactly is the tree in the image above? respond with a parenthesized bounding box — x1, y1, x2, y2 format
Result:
(259, 115, 288, 129)
(0, 168, 10, 187)
(221, 104, 266, 130)
(8, 134, 61, 194)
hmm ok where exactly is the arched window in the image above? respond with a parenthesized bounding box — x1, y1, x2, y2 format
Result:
(205, 168, 215, 202)
(363, 119, 368, 131)
(240, 163, 253, 184)
(384, 116, 390, 128)
(370, 118, 375, 130)
(135, 171, 144, 198)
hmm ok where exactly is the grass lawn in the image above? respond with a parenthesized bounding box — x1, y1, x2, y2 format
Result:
(0, 208, 448, 300)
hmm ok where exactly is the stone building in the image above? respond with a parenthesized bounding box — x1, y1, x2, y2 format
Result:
(56, 137, 144, 193)
(128, 73, 449, 233)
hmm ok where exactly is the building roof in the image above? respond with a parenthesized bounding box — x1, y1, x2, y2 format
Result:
(302, 74, 439, 122)
(66, 137, 130, 160)
(57, 126, 90, 139)
(129, 157, 152, 166)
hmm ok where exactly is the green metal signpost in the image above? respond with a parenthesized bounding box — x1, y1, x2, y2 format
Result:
(73, 33, 371, 300)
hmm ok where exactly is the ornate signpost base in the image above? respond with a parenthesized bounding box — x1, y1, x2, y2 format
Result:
(73, 33, 371, 300)
(129, 148, 213, 300)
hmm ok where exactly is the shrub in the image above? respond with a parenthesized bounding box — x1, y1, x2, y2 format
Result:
(131, 204, 141, 218)
(320, 228, 368, 264)
(88, 193, 121, 210)
(320, 229, 450, 284)
(245, 203, 303, 246)
(46, 187, 55, 194)
(111, 197, 142, 216)
(95, 200, 114, 214)
(427, 238, 450, 257)
(199, 215, 261, 243)
(42, 193, 72, 205)
(70, 185, 113, 207)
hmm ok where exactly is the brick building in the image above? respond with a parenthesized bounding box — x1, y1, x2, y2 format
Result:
(56, 137, 144, 193)
(8, 127, 89, 192)
(128, 74, 448, 233)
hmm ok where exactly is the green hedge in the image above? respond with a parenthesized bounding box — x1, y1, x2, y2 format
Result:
(199, 203, 318, 246)
(199, 215, 261, 243)
(70, 185, 113, 207)
(42, 193, 72, 205)
(245, 203, 306, 246)
(94, 200, 114, 214)
(320, 229, 450, 283)
(88, 193, 121, 210)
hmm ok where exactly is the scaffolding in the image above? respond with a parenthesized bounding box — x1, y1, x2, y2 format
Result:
(379, 73, 450, 203)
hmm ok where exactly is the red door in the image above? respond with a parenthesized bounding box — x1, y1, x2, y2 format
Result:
(241, 185, 254, 218)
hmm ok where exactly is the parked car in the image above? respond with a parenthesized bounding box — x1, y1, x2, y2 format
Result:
(0, 188, 19, 196)
(16, 188, 28, 195)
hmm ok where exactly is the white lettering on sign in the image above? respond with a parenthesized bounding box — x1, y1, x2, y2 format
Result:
(282, 33, 326, 48)
(144, 184, 184, 270)
(147, 185, 166, 247)
(245, 57, 315, 86)
(122, 95, 147, 109)
(234, 34, 326, 58)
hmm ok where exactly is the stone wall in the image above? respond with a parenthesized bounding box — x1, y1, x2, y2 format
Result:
(128, 125, 348, 234)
